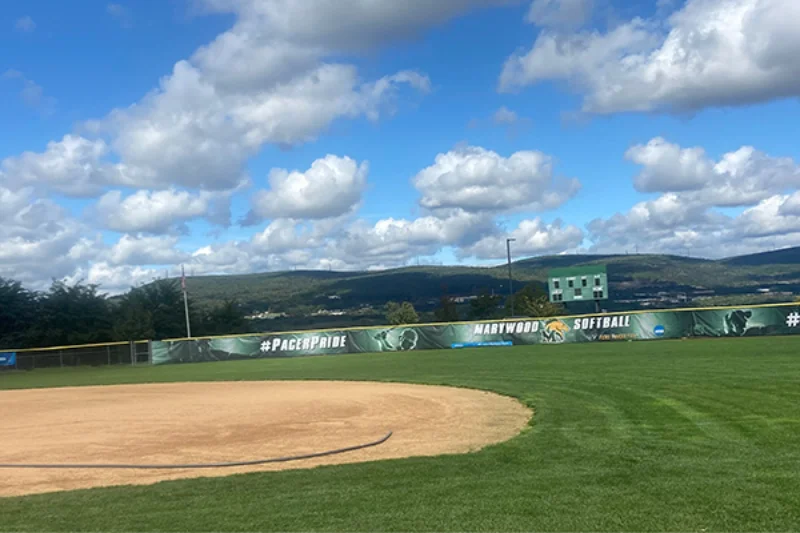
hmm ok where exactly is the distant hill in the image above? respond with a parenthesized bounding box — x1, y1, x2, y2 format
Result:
(158, 247, 800, 326)
(722, 246, 800, 266)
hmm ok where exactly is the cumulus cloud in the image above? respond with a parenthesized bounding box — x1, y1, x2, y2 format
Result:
(247, 155, 368, 222)
(108, 235, 189, 266)
(93, 189, 231, 233)
(0, 135, 122, 197)
(331, 209, 495, 265)
(461, 217, 584, 259)
(64, 263, 164, 294)
(626, 137, 800, 205)
(413, 145, 580, 213)
(589, 138, 800, 257)
(0, 187, 103, 288)
(500, 0, 800, 114)
(197, 0, 513, 50)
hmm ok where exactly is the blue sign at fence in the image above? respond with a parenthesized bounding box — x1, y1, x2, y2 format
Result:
(0, 352, 16, 367)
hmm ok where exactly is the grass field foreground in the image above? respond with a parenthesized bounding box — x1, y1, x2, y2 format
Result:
(1, 337, 799, 531)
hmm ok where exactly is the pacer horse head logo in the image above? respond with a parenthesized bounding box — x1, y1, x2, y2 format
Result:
(542, 319, 570, 344)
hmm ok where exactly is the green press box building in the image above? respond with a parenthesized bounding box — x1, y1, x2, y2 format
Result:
(547, 265, 608, 303)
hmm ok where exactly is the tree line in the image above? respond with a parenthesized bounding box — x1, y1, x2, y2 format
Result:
(385, 282, 564, 325)
(0, 277, 248, 350)
(1, 276, 566, 350)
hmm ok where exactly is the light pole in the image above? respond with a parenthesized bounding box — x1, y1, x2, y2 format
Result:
(506, 238, 515, 317)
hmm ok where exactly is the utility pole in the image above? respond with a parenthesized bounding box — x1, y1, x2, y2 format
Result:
(181, 265, 192, 338)
(506, 238, 516, 317)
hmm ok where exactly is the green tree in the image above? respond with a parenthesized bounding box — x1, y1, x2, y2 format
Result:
(28, 280, 113, 346)
(434, 294, 460, 323)
(507, 283, 564, 318)
(385, 301, 420, 325)
(197, 299, 248, 336)
(468, 290, 502, 320)
(112, 289, 156, 341)
(0, 277, 39, 348)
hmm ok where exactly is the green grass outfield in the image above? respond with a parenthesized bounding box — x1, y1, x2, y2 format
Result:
(1, 337, 800, 532)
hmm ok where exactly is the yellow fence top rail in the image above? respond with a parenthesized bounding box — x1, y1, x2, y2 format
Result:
(2, 339, 148, 355)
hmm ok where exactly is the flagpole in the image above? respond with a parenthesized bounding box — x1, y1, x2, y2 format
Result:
(181, 265, 192, 338)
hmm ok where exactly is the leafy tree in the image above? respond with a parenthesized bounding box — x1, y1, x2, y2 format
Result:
(196, 299, 248, 336)
(468, 290, 502, 320)
(507, 283, 564, 318)
(385, 301, 420, 325)
(434, 294, 460, 323)
(28, 280, 113, 346)
(112, 289, 156, 341)
(0, 277, 39, 348)
(139, 281, 193, 339)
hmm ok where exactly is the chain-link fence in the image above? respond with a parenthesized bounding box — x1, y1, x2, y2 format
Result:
(2, 341, 151, 371)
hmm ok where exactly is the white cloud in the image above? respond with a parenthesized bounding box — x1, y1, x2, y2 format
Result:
(93, 189, 230, 233)
(197, 0, 514, 50)
(626, 137, 800, 206)
(413, 145, 580, 213)
(461, 217, 584, 259)
(95, 57, 427, 192)
(0, 135, 121, 197)
(250, 219, 317, 253)
(779, 191, 800, 217)
(65, 263, 163, 294)
(14, 16, 36, 32)
(247, 155, 368, 222)
(108, 235, 189, 266)
(590, 138, 800, 257)
(329, 209, 496, 267)
(0, 188, 103, 288)
(626, 137, 714, 192)
(734, 195, 800, 238)
(500, 0, 800, 114)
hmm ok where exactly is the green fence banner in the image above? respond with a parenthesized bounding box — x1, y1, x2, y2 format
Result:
(150, 304, 800, 365)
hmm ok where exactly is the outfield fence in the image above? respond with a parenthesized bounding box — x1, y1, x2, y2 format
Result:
(150, 302, 800, 365)
(0, 341, 151, 372)
(3, 302, 799, 371)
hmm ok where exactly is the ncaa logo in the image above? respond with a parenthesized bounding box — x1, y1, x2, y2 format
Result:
(653, 325, 665, 337)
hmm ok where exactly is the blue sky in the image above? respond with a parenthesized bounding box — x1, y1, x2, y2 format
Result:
(2, 0, 800, 292)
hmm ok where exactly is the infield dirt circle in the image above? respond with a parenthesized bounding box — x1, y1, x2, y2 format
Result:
(0, 381, 531, 497)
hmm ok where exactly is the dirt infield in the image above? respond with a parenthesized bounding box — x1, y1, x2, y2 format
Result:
(0, 381, 531, 497)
